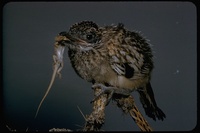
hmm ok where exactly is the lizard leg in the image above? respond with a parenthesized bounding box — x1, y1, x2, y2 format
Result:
(53, 55, 63, 79)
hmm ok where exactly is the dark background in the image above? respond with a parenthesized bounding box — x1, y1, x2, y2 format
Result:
(3, 2, 196, 131)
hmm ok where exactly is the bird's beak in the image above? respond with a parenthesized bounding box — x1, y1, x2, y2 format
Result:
(55, 31, 90, 47)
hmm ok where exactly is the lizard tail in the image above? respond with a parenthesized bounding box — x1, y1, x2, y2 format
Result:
(34, 63, 59, 119)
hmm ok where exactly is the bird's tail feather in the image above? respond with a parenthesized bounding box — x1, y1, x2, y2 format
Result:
(137, 82, 166, 121)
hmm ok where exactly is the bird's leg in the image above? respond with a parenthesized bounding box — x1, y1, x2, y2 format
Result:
(91, 84, 114, 105)
(91, 83, 130, 105)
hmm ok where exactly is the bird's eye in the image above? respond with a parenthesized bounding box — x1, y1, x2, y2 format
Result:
(86, 34, 93, 40)
(85, 33, 98, 43)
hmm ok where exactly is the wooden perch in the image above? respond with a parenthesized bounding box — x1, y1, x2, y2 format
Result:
(82, 86, 107, 131)
(113, 94, 153, 131)
(82, 86, 153, 131)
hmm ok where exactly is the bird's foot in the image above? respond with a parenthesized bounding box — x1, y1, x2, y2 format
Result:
(91, 83, 130, 105)
(91, 84, 115, 105)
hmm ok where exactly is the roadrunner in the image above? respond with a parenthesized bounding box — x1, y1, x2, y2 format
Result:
(56, 21, 166, 121)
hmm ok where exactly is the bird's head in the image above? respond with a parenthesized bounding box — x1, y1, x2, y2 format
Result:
(57, 21, 102, 51)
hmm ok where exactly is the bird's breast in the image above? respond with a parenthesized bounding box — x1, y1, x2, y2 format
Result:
(68, 48, 109, 82)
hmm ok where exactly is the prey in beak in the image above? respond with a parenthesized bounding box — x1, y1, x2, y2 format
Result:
(55, 31, 95, 51)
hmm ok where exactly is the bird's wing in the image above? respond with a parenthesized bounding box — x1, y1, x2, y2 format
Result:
(108, 31, 153, 79)
(109, 51, 140, 79)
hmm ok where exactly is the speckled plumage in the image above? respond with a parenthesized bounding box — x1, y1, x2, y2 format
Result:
(59, 21, 165, 121)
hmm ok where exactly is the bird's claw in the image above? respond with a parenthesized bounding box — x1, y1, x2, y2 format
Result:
(91, 84, 115, 105)
(91, 83, 131, 105)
